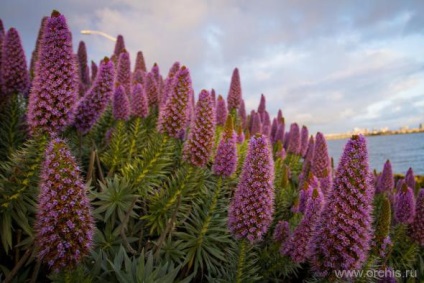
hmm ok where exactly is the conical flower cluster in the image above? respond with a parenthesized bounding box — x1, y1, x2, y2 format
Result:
(113, 84, 130, 121)
(228, 134, 275, 243)
(213, 116, 237, 177)
(309, 135, 374, 278)
(410, 189, 424, 246)
(273, 220, 290, 244)
(183, 90, 215, 167)
(227, 68, 242, 111)
(27, 11, 78, 136)
(35, 138, 94, 272)
(91, 60, 98, 81)
(30, 17, 48, 80)
(298, 171, 319, 214)
(394, 183, 415, 224)
(312, 132, 332, 195)
(287, 123, 300, 155)
(1, 28, 30, 97)
(300, 125, 309, 157)
(134, 50, 146, 72)
(376, 160, 394, 194)
(132, 83, 149, 118)
(77, 41, 90, 95)
(157, 66, 193, 139)
(283, 188, 324, 263)
(145, 71, 159, 107)
(113, 34, 125, 57)
(74, 57, 115, 134)
(215, 95, 228, 126)
(405, 167, 415, 190)
(160, 62, 180, 107)
(116, 50, 131, 99)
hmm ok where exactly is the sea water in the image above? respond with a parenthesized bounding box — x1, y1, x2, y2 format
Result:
(327, 132, 424, 175)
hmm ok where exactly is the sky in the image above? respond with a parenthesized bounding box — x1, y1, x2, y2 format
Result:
(1, 0, 424, 134)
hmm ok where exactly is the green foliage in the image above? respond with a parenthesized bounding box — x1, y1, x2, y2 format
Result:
(0, 136, 47, 253)
(0, 94, 26, 160)
(174, 177, 236, 278)
(389, 223, 419, 271)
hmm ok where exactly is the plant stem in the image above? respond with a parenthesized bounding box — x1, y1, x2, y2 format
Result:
(4, 249, 31, 283)
(236, 240, 247, 283)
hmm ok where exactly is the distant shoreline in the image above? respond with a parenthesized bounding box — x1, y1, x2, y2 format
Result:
(325, 129, 424, 140)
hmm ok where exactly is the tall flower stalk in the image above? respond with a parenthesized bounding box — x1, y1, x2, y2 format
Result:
(27, 10, 78, 136)
(213, 116, 237, 177)
(35, 138, 94, 273)
(309, 135, 374, 279)
(183, 89, 215, 167)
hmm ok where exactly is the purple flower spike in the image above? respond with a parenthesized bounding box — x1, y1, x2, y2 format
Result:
(250, 112, 262, 136)
(405, 167, 415, 191)
(213, 116, 237, 176)
(300, 125, 309, 157)
(113, 84, 130, 121)
(116, 50, 132, 99)
(30, 17, 48, 80)
(77, 41, 90, 93)
(145, 72, 159, 107)
(227, 68, 242, 111)
(91, 60, 98, 82)
(113, 34, 125, 57)
(283, 187, 324, 263)
(298, 136, 315, 190)
(298, 171, 319, 214)
(257, 94, 266, 115)
(277, 109, 283, 122)
(27, 11, 78, 136)
(228, 134, 275, 243)
(74, 57, 115, 134)
(274, 121, 285, 144)
(312, 132, 332, 195)
(0, 19, 4, 36)
(160, 62, 180, 107)
(157, 66, 193, 139)
(270, 118, 278, 142)
(273, 220, 290, 244)
(35, 138, 94, 273)
(1, 27, 30, 97)
(238, 99, 247, 128)
(377, 160, 394, 194)
(183, 89, 215, 167)
(287, 123, 300, 155)
(132, 83, 148, 118)
(309, 135, 374, 278)
(210, 88, 216, 107)
(236, 125, 245, 144)
(215, 95, 228, 126)
(134, 51, 147, 72)
(262, 111, 271, 128)
(411, 189, 424, 246)
(394, 183, 415, 224)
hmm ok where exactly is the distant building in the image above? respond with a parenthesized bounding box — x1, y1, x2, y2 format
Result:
(420, 123, 423, 130)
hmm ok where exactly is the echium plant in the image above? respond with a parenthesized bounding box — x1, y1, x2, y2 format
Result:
(309, 135, 374, 279)
(134, 50, 147, 72)
(34, 138, 94, 273)
(113, 84, 130, 121)
(1, 28, 30, 97)
(160, 61, 180, 107)
(215, 95, 228, 126)
(404, 167, 415, 191)
(116, 50, 132, 100)
(113, 34, 125, 57)
(30, 17, 48, 80)
(213, 116, 237, 177)
(145, 72, 159, 107)
(77, 41, 90, 95)
(300, 125, 309, 157)
(131, 83, 149, 118)
(227, 67, 242, 111)
(74, 57, 115, 134)
(287, 123, 300, 155)
(311, 132, 332, 195)
(183, 89, 216, 167)
(91, 60, 98, 81)
(228, 134, 275, 243)
(27, 10, 78, 136)
(394, 183, 415, 224)
(282, 187, 324, 263)
(410, 188, 424, 246)
(157, 66, 193, 139)
(376, 160, 394, 195)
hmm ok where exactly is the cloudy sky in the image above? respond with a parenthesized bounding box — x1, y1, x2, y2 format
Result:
(1, 0, 424, 134)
